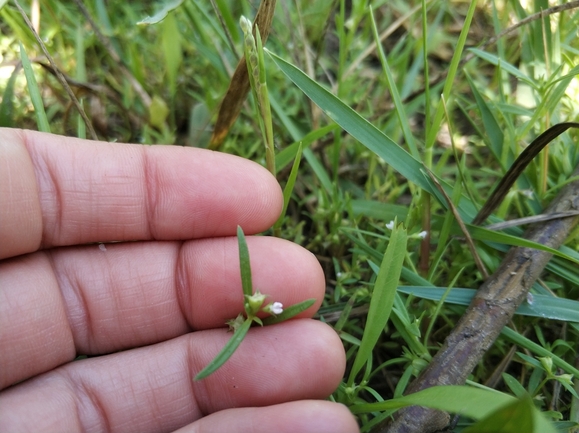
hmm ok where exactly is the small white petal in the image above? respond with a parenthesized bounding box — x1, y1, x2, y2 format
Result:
(271, 302, 283, 315)
(386, 221, 395, 230)
(418, 231, 428, 239)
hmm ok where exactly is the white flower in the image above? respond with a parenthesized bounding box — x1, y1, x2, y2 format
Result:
(417, 230, 428, 239)
(264, 301, 283, 315)
(386, 220, 395, 230)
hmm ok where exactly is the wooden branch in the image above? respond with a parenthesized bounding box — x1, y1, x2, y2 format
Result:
(373, 163, 579, 433)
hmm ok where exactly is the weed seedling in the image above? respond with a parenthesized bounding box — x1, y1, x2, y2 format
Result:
(194, 226, 315, 380)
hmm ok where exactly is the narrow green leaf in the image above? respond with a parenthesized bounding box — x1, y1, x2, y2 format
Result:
(369, 7, 419, 159)
(466, 73, 508, 167)
(467, 223, 579, 265)
(75, 24, 87, 139)
(348, 221, 407, 385)
(468, 48, 535, 87)
(501, 327, 579, 377)
(262, 298, 316, 326)
(463, 394, 556, 433)
(0, 62, 18, 127)
(237, 226, 253, 297)
(274, 142, 302, 230)
(162, 13, 183, 97)
(396, 286, 579, 323)
(350, 200, 408, 222)
(275, 124, 339, 172)
(267, 49, 481, 220)
(425, 0, 477, 150)
(267, 50, 431, 195)
(350, 385, 516, 419)
(137, 0, 184, 25)
(20, 43, 50, 133)
(194, 318, 252, 380)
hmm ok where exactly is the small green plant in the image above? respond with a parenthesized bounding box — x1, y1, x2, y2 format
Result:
(194, 226, 315, 380)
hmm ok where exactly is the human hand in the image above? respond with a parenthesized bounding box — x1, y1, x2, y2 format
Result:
(0, 129, 359, 433)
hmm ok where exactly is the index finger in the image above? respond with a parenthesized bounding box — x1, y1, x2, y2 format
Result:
(0, 128, 282, 259)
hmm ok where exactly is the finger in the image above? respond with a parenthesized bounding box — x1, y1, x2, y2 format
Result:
(0, 128, 282, 259)
(0, 320, 347, 433)
(0, 236, 325, 389)
(174, 401, 359, 433)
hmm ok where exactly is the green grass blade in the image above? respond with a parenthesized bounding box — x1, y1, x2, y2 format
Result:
(369, 6, 419, 159)
(162, 12, 183, 98)
(501, 327, 579, 378)
(262, 298, 316, 326)
(275, 124, 339, 172)
(267, 49, 432, 195)
(348, 221, 407, 386)
(237, 226, 253, 297)
(274, 142, 302, 231)
(194, 317, 252, 380)
(425, 0, 477, 150)
(0, 62, 18, 127)
(396, 286, 579, 323)
(463, 394, 556, 433)
(350, 385, 516, 418)
(137, 0, 185, 25)
(468, 48, 535, 87)
(75, 24, 87, 139)
(466, 73, 509, 167)
(466, 224, 579, 265)
(20, 43, 50, 133)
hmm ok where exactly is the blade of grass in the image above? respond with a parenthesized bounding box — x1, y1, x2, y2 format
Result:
(466, 223, 579, 265)
(350, 385, 517, 419)
(275, 123, 339, 171)
(237, 226, 253, 297)
(465, 72, 509, 168)
(75, 24, 86, 139)
(424, 0, 478, 151)
(19, 43, 50, 133)
(347, 221, 407, 386)
(396, 286, 579, 323)
(267, 50, 435, 196)
(0, 62, 19, 127)
(274, 142, 302, 232)
(369, 6, 419, 159)
(136, 0, 184, 25)
(501, 326, 579, 378)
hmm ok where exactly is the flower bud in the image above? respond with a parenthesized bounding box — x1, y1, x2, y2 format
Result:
(245, 291, 267, 316)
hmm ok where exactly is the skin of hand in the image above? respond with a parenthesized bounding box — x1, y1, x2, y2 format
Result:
(0, 128, 359, 433)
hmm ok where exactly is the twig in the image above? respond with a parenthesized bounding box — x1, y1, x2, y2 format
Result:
(485, 210, 579, 231)
(373, 164, 579, 433)
(13, 0, 98, 140)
